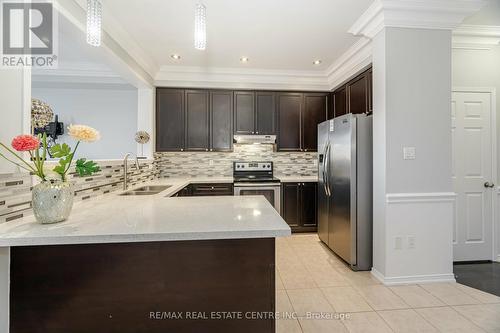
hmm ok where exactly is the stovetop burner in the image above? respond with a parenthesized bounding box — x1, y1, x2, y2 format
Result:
(233, 161, 279, 184)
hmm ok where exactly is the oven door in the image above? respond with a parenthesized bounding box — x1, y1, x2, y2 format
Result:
(233, 183, 281, 214)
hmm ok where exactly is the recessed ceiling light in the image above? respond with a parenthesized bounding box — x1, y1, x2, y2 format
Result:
(240, 57, 249, 63)
(313, 59, 322, 65)
(171, 54, 181, 60)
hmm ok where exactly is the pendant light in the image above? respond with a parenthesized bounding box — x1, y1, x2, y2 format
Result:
(194, 3, 206, 50)
(86, 0, 102, 47)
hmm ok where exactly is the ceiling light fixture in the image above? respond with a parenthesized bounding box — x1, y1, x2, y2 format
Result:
(171, 54, 181, 60)
(194, 3, 207, 50)
(86, 0, 102, 47)
(313, 60, 322, 65)
(240, 57, 249, 63)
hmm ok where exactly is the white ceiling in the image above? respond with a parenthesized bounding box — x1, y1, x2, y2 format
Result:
(32, 13, 132, 88)
(103, 0, 374, 72)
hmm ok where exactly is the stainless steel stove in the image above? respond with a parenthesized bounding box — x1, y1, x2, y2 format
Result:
(233, 162, 281, 213)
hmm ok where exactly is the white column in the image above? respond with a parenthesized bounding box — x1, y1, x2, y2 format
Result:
(350, 0, 484, 284)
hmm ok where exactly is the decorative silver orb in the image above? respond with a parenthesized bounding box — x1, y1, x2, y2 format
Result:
(31, 98, 54, 129)
(135, 131, 150, 144)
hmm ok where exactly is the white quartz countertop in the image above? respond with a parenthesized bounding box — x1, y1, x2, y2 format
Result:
(0, 178, 291, 247)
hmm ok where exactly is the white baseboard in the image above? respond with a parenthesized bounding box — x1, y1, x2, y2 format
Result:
(371, 268, 456, 286)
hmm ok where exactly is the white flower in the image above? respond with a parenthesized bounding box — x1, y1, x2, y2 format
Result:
(68, 124, 100, 142)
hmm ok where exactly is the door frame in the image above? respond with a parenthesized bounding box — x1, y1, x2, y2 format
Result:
(452, 87, 497, 262)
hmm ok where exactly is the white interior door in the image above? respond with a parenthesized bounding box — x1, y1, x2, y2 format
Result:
(452, 91, 494, 262)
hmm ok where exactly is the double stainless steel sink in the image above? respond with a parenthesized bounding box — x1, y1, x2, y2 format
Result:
(120, 185, 171, 196)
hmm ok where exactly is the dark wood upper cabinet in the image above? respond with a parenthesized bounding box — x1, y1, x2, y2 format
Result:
(328, 92, 335, 119)
(333, 87, 347, 118)
(332, 66, 372, 118)
(367, 69, 373, 113)
(277, 93, 302, 151)
(302, 93, 327, 152)
(348, 75, 368, 114)
(210, 90, 233, 151)
(185, 90, 209, 151)
(234, 91, 255, 134)
(255, 92, 276, 135)
(156, 88, 185, 151)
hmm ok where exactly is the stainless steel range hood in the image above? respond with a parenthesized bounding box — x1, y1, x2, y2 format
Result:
(233, 134, 276, 144)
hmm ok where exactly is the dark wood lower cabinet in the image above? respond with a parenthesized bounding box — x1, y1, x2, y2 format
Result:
(281, 182, 318, 233)
(190, 183, 234, 196)
(173, 183, 234, 197)
(10, 239, 276, 333)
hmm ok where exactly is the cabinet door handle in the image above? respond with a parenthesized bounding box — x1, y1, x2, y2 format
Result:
(484, 182, 495, 188)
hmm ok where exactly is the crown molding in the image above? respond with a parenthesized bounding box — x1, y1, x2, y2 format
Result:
(326, 37, 372, 90)
(349, 0, 486, 39)
(155, 66, 330, 91)
(31, 61, 128, 85)
(452, 24, 500, 45)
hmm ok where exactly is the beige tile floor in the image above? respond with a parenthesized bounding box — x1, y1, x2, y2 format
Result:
(276, 234, 500, 333)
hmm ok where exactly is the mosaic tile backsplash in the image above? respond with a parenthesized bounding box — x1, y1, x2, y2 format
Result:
(0, 144, 317, 223)
(0, 161, 158, 224)
(154, 144, 318, 178)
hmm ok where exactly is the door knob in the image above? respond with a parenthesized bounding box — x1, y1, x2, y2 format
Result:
(484, 182, 495, 188)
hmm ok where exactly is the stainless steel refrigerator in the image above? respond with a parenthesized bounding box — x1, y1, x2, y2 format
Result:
(318, 114, 373, 271)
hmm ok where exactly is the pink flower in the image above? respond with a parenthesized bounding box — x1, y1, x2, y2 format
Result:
(11, 135, 40, 152)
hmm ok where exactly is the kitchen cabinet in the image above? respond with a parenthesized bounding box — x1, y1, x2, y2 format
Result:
(347, 74, 368, 115)
(234, 91, 277, 135)
(333, 87, 347, 118)
(210, 90, 233, 151)
(277, 93, 302, 151)
(302, 93, 328, 152)
(185, 90, 209, 151)
(281, 182, 318, 233)
(190, 183, 234, 196)
(234, 91, 255, 134)
(277, 93, 326, 152)
(156, 89, 185, 151)
(255, 92, 276, 135)
(332, 66, 372, 118)
(367, 68, 373, 113)
(172, 186, 191, 197)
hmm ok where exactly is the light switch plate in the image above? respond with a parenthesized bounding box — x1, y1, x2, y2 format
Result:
(403, 147, 416, 160)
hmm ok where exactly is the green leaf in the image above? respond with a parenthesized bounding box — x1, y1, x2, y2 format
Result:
(53, 158, 68, 176)
(75, 158, 100, 177)
(50, 143, 71, 158)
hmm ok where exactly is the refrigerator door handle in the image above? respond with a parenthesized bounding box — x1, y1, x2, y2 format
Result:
(322, 144, 328, 196)
(325, 143, 331, 196)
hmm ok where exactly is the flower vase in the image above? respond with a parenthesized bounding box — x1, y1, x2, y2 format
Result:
(32, 180, 74, 224)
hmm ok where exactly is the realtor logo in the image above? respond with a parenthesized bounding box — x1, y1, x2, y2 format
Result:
(1, 0, 58, 67)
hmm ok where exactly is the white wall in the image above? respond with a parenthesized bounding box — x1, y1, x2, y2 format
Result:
(452, 44, 500, 260)
(31, 86, 138, 160)
(0, 69, 26, 174)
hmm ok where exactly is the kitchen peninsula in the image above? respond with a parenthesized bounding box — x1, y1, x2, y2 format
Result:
(0, 181, 290, 333)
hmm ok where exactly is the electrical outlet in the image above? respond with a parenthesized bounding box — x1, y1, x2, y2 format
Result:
(407, 236, 416, 249)
(313, 159, 318, 166)
(209, 160, 214, 166)
(395, 236, 403, 250)
(403, 147, 416, 160)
